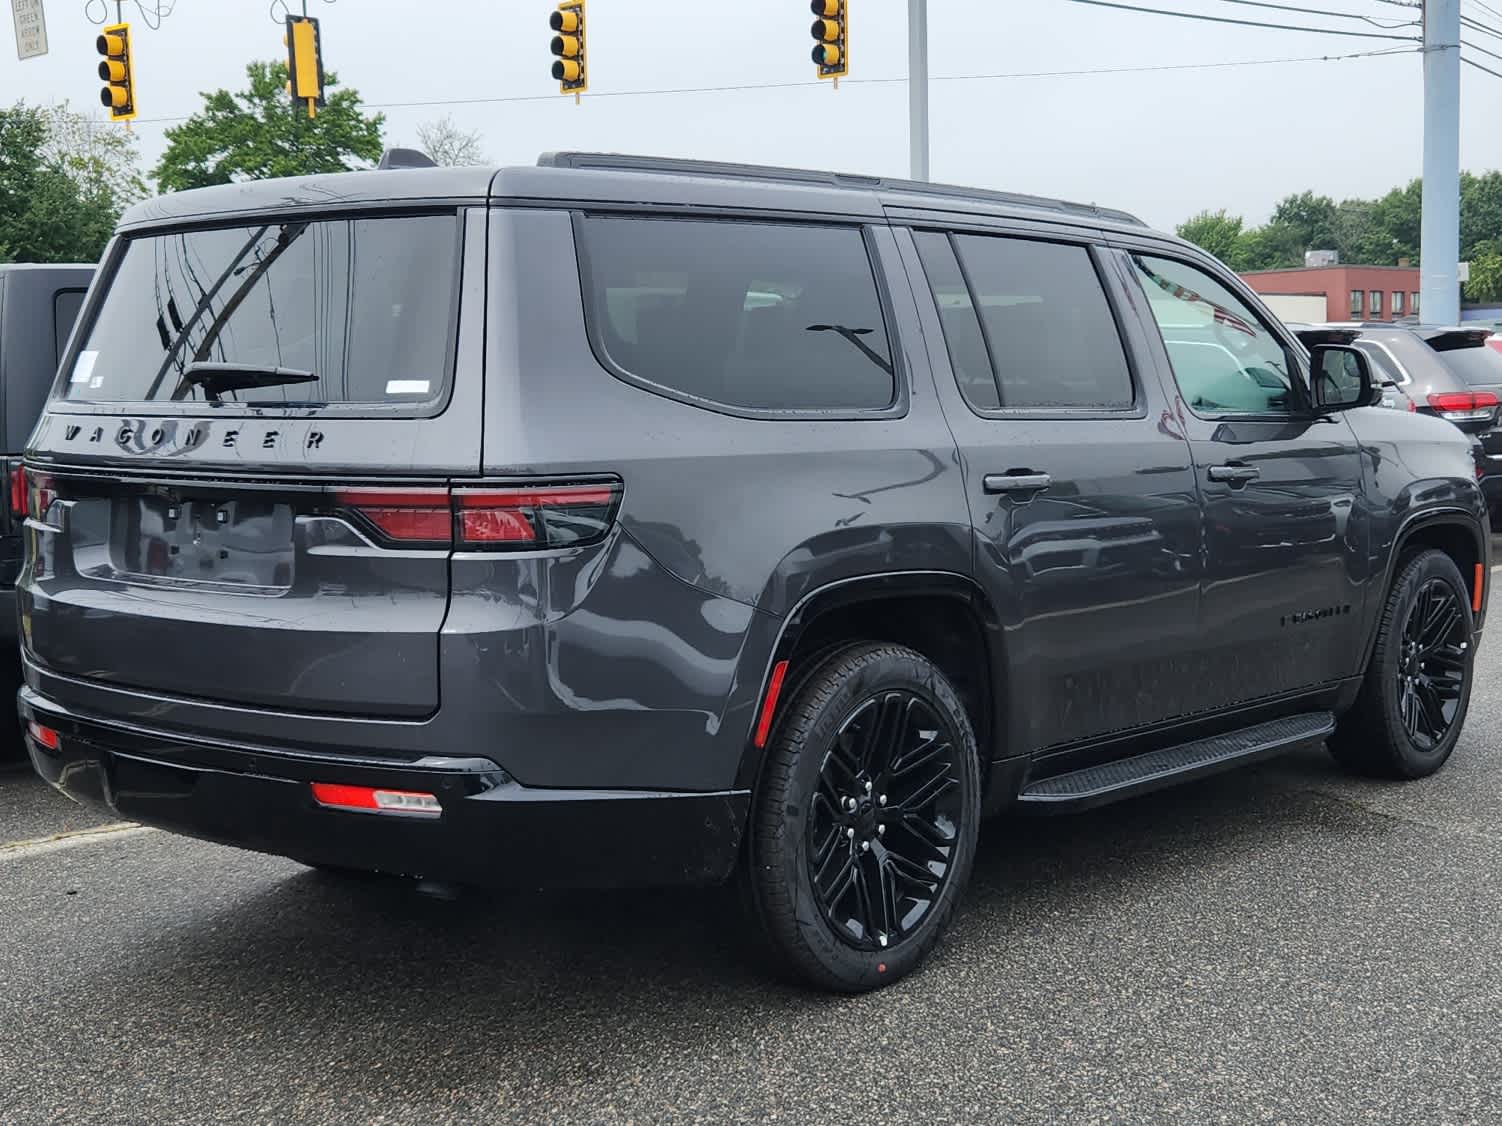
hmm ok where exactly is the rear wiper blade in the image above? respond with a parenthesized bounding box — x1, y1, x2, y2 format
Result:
(178, 363, 318, 402)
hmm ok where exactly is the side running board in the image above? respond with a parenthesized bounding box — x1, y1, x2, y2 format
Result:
(1017, 712, 1335, 813)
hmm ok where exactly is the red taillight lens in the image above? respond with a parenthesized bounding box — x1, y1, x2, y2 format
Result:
(26, 721, 60, 750)
(310, 782, 442, 816)
(8, 461, 26, 519)
(332, 481, 622, 550)
(1427, 391, 1499, 420)
(455, 483, 622, 548)
(333, 488, 452, 546)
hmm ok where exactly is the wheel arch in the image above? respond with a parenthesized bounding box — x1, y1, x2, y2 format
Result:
(734, 570, 1009, 799)
(1365, 508, 1488, 669)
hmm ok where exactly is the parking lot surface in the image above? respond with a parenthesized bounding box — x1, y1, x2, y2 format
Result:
(4, 643, 1502, 1124)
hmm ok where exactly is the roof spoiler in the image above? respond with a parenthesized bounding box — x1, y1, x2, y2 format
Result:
(377, 148, 437, 170)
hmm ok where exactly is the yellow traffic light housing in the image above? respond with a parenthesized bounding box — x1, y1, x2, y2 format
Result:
(810, 0, 848, 80)
(96, 23, 136, 122)
(550, 0, 587, 97)
(283, 15, 326, 119)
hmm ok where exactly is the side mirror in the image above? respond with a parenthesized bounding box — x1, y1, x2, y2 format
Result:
(1309, 344, 1376, 411)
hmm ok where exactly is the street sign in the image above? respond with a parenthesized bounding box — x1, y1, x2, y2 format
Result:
(11, 0, 47, 60)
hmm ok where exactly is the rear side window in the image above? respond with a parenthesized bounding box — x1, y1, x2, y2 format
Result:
(63, 214, 459, 409)
(577, 216, 894, 413)
(914, 231, 1133, 411)
(52, 289, 86, 368)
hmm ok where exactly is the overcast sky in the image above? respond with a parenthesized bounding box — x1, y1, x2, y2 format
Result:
(4, 0, 1499, 229)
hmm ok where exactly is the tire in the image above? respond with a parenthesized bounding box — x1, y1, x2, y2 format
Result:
(1330, 548, 1476, 779)
(746, 643, 981, 992)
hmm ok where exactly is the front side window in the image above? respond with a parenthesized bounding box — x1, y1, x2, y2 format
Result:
(1351, 290, 1364, 317)
(578, 216, 894, 413)
(1133, 255, 1297, 416)
(914, 231, 1133, 411)
(65, 215, 459, 408)
(1370, 290, 1384, 318)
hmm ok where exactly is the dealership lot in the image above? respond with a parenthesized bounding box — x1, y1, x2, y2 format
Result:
(3, 639, 1502, 1124)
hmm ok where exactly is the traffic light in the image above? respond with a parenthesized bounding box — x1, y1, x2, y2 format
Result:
(96, 23, 136, 123)
(810, 0, 848, 80)
(284, 15, 325, 119)
(550, 0, 587, 97)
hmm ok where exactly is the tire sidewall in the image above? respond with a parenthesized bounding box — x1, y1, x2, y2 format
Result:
(754, 645, 981, 992)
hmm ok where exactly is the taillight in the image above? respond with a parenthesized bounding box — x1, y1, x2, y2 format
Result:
(332, 480, 622, 550)
(1427, 391, 1500, 421)
(333, 488, 452, 546)
(7, 460, 25, 519)
(455, 483, 621, 548)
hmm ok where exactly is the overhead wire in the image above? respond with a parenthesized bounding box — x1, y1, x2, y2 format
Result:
(1461, 13, 1502, 40)
(1204, 0, 1418, 28)
(122, 47, 1419, 127)
(1463, 54, 1502, 78)
(1062, 0, 1421, 40)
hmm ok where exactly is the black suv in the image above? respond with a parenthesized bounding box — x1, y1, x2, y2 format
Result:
(19, 155, 1489, 991)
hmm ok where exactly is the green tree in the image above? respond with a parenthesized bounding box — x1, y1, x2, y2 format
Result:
(1176, 209, 1244, 261)
(1465, 238, 1502, 303)
(0, 102, 143, 263)
(1229, 222, 1303, 272)
(1460, 171, 1502, 261)
(1368, 179, 1422, 264)
(153, 61, 385, 192)
(1270, 190, 1339, 254)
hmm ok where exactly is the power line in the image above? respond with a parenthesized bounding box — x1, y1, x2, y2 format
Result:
(1463, 37, 1502, 61)
(1472, 0, 1502, 23)
(1063, 0, 1421, 39)
(123, 47, 1417, 126)
(1463, 54, 1502, 79)
(1206, 0, 1416, 28)
(1461, 13, 1502, 40)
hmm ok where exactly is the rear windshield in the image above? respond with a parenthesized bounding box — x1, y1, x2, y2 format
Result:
(1429, 341, 1502, 387)
(62, 214, 458, 409)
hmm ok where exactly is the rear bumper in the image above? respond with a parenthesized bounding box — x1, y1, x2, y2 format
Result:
(20, 687, 748, 889)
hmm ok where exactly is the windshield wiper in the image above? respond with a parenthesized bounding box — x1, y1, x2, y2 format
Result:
(179, 363, 318, 402)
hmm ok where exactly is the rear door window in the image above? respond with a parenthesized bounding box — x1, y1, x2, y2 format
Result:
(577, 216, 895, 413)
(914, 231, 1134, 412)
(63, 214, 459, 409)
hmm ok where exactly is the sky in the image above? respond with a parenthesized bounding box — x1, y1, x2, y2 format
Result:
(2, 0, 1499, 231)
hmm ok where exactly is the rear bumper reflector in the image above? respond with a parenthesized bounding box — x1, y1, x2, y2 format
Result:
(27, 721, 60, 750)
(311, 782, 442, 817)
(1475, 563, 1485, 614)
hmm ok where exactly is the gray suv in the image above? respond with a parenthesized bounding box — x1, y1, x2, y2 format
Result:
(19, 154, 1489, 991)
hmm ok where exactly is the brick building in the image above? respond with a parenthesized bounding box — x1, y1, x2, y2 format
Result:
(1240, 264, 1421, 323)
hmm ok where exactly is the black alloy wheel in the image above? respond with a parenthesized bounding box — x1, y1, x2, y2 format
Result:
(747, 643, 980, 992)
(1330, 548, 1476, 779)
(806, 691, 964, 952)
(1394, 578, 1468, 750)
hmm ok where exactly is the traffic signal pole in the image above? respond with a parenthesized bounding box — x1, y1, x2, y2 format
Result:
(908, 0, 928, 181)
(1422, 0, 1461, 326)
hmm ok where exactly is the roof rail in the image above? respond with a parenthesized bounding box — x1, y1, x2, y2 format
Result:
(536, 151, 1148, 228)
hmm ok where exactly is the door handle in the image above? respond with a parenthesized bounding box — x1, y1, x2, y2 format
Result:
(1208, 464, 1261, 485)
(983, 472, 1052, 496)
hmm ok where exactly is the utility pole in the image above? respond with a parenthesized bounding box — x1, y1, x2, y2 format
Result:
(1421, 0, 1461, 325)
(908, 0, 928, 181)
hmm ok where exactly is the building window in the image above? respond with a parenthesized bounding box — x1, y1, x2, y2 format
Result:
(1393, 291, 1405, 316)
(1350, 290, 1363, 317)
(1370, 290, 1383, 318)
(1412, 292, 1421, 316)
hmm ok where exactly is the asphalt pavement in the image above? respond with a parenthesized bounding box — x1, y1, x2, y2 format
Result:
(4, 645, 1502, 1125)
